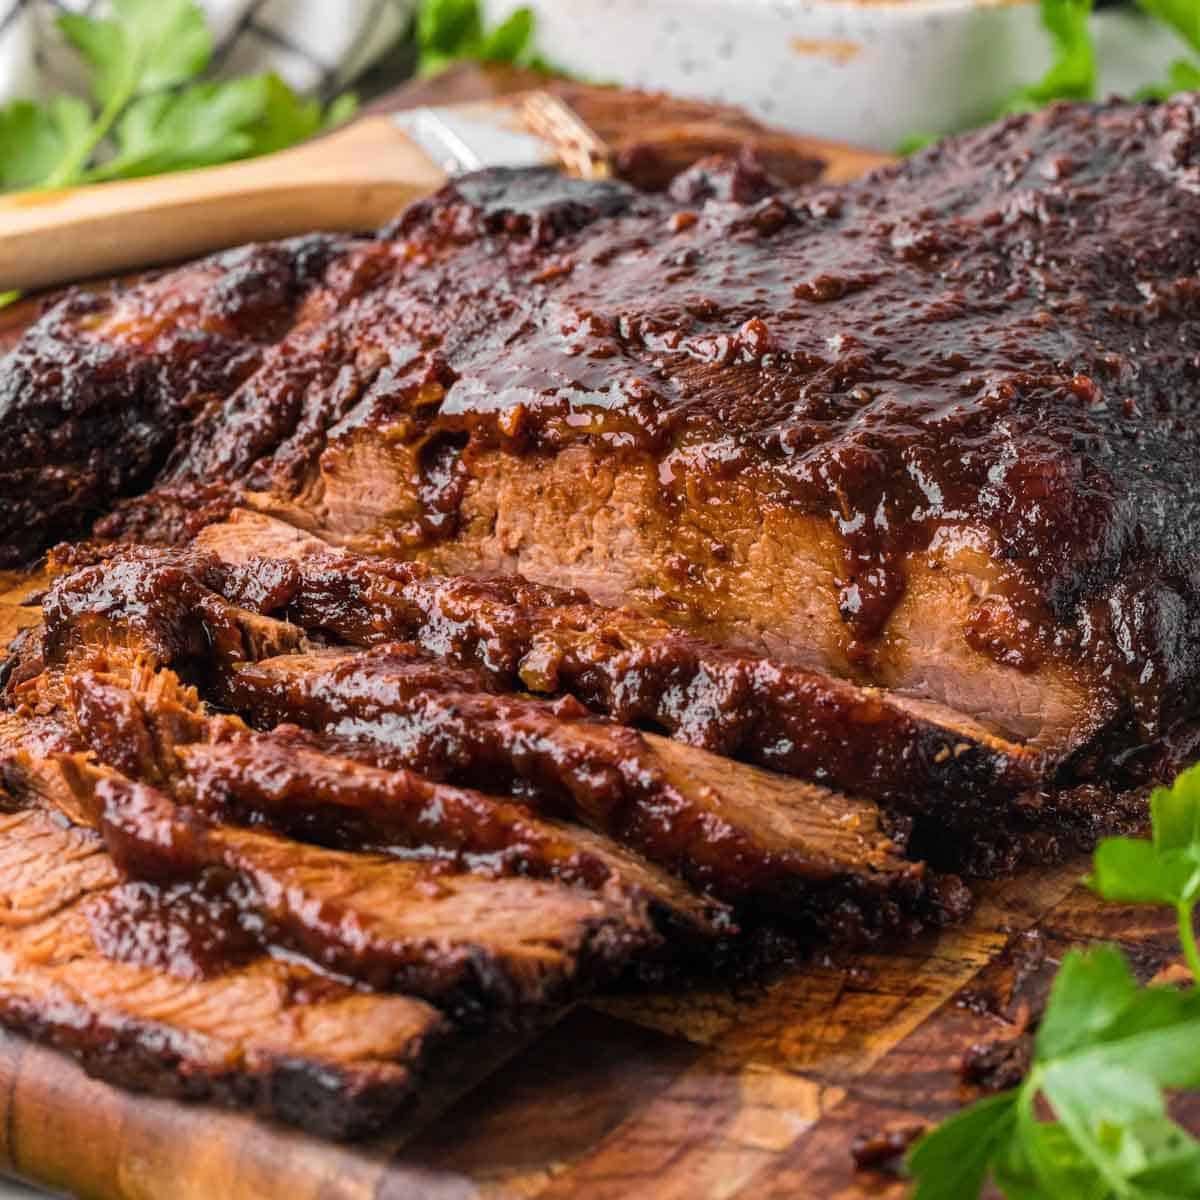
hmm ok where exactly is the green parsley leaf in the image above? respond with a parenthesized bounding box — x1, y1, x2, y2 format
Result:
(908, 1091, 1019, 1200)
(1124, 1117, 1200, 1195)
(91, 78, 265, 181)
(992, 1120, 1108, 1200)
(1169, 60, 1200, 90)
(1003, 0, 1096, 113)
(1135, 0, 1200, 53)
(896, 131, 938, 156)
(1089, 835, 1200, 909)
(1136, 56, 1200, 106)
(418, 0, 484, 60)
(479, 8, 536, 62)
(1033, 944, 1138, 1061)
(59, 0, 211, 107)
(238, 74, 354, 159)
(1149, 763, 1200, 854)
(1091, 763, 1200, 984)
(0, 2, 353, 196)
(415, 0, 542, 76)
(0, 97, 91, 191)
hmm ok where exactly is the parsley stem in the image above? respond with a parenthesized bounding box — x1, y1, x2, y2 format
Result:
(1178, 901, 1200, 988)
(42, 69, 134, 190)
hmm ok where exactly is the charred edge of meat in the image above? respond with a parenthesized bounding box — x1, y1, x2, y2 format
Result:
(0, 990, 431, 1140)
(0, 237, 348, 568)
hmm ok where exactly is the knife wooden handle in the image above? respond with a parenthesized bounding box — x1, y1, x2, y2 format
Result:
(0, 116, 447, 293)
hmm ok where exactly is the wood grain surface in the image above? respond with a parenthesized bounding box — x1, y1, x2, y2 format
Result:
(0, 857, 1175, 1200)
(0, 67, 1170, 1200)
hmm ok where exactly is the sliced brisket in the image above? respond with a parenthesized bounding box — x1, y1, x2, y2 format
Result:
(201, 524, 1041, 815)
(219, 647, 960, 935)
(88, 775, 656, 1023)
(35, 535, 1041, 823)
(0, 805, 446, 1139)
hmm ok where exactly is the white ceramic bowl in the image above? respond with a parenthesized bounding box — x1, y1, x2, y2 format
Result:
(484, 0, 1184, 149)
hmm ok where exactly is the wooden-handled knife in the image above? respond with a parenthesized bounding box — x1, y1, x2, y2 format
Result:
(0, 92, 612, 293)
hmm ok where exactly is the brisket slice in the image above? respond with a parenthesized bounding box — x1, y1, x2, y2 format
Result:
(6, 100, 1193, 752)
(39, 543, 304, 673)
(0, 804, 446, 1139)
(86, 774, 657, 1023)
(219, 646, 961, 934)
(11, 724, 664, 1025)
(174, 734, 729, 943)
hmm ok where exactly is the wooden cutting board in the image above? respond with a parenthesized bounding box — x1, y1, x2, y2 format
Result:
(0, 858, 1179, 1200)
(0, 68, 1178, 1200)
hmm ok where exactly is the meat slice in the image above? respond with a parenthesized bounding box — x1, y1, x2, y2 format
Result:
(88, 775, 656, 1023)
(217, 648, 965, 937)
(199, 533, 1040, 815)
(0, 804, 446, 1138)
(174, 734, 730, 944)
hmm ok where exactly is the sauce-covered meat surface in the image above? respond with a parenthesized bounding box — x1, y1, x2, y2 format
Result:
(3, 98, 1197, 756)
(0, 95, 1195, 1141)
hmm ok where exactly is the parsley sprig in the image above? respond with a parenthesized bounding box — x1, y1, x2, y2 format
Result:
(900, 0, 1200, 153)
(909, 763, 1200, 1199)
(1005, 0, 1200, 113)
(0, 0, 355, 195)
(414, 0, 548, 77)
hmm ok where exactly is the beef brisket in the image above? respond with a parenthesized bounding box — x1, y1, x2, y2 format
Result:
(0, 238, 349, 568)
(0, 95, 1192, 1137)
(36, 533, 1042, 821)
(4, 99, 1196, 756)
(2, 668, 689, 1019)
